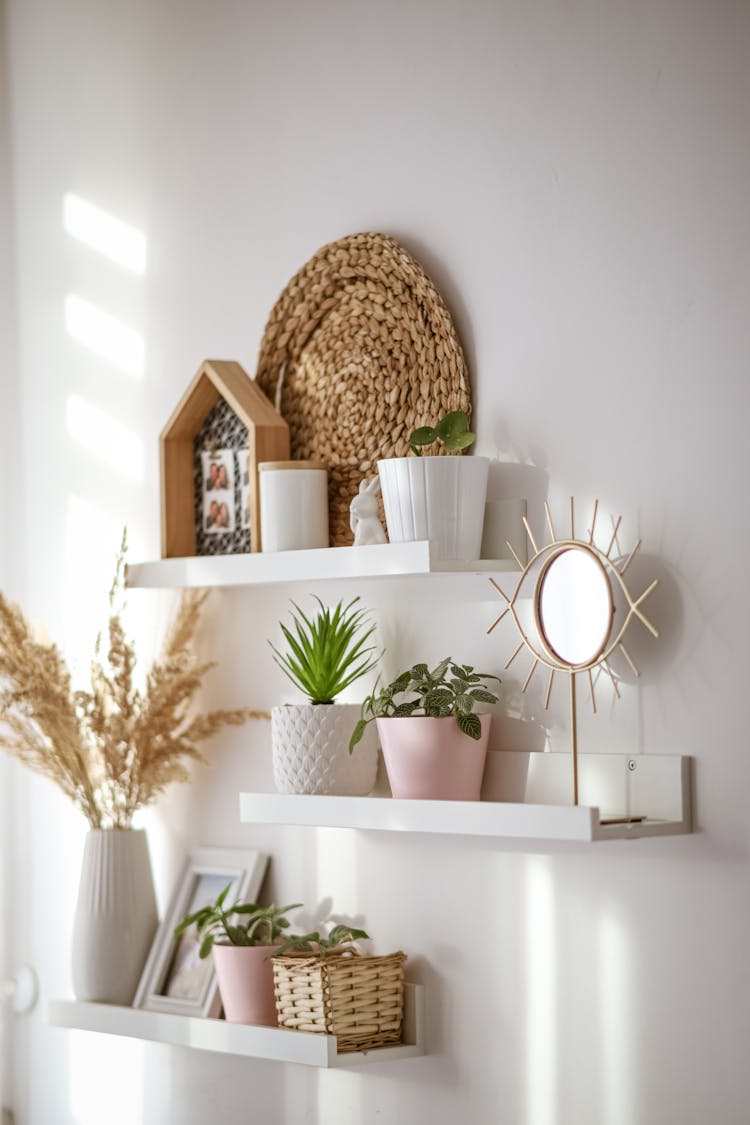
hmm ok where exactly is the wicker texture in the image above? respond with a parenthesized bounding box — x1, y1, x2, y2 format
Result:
(255, 233, 471, 546)
(272, 950, 406, 1053)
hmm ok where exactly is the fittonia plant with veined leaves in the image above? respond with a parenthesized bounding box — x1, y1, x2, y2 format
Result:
(408, 410, 476, 455)
(349, 657, 500, 752)
(274, 923, 370, 959)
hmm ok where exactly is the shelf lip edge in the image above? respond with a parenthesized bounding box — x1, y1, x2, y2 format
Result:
(125, 543, 519, 589)
(238, 792, 600, 842)
(46, 984, 424, 1067)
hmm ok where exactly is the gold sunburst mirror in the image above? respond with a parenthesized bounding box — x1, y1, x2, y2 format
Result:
(487, 498, 658, 811)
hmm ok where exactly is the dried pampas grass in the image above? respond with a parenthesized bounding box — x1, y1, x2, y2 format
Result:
(0, 532, 261, 828)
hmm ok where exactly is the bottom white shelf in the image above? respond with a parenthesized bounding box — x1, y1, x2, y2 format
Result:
(46, 983, 424, 1068)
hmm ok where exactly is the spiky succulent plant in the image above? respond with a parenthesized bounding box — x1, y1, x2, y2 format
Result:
(269, 596, 379, 705)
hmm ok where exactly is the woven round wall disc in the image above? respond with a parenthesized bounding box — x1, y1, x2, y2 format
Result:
(255, 232, 471, 546)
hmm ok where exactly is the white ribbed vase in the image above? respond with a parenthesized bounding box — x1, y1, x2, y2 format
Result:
(271, 703, 378, 795)
(71, 829, 158, 1005)
(377, 455, 489, 559)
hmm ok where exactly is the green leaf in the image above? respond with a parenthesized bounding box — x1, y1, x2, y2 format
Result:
(326, 924, 369, 947)
(393, 701, 420, 717)
(409, 426, 437, 454)
(469, 688, 499, 705)
(199, 933, 215, 959)
(442, 430, 477, 452)
(215, 882, 232, 909)
(226, 924, 249, 945)
(457, 712, 482, 740)
(349, 718, 367, 753)
(435, 410, 469, 439)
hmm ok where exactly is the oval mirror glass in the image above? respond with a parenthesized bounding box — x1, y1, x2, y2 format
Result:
(537, 547, 613, 666)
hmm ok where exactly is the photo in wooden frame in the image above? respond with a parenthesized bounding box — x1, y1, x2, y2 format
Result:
(160, 359, 289, 558)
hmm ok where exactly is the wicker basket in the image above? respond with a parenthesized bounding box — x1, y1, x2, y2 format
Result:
(272, 949, 406, 1053)
(255, 232, 471, 546)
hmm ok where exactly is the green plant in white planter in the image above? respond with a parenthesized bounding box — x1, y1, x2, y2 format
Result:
(350, 658, 500, 801)
(174, 884, 302, 1025)
(269, 597, 381, 795)
(377, 409, 489, 559)
(408, 410, 477, 455)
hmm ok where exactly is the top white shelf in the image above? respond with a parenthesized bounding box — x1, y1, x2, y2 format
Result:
(125, 541, 518, 590)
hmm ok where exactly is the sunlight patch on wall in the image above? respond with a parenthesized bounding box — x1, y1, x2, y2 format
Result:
(69, 1031, 143, 1125)
(597, 910, 634, 1125)
(524, 856, 557, 1125)
(65, 294, 145, 377)
(63, 194, 147, 275)
(64, 495, 124, 674)
(315, 826, 359, 911)
(66, 394, 144, 481)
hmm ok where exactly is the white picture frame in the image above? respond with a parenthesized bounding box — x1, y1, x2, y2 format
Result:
(133, 847, 268, 1017)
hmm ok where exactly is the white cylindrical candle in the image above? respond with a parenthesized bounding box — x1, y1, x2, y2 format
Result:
(259, 461, 329, 552)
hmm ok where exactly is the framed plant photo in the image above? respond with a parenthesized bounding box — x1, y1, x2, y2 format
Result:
(133, 847, 268, 1017)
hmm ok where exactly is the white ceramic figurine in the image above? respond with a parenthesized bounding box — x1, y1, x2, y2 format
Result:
(350, 476, 388, 546)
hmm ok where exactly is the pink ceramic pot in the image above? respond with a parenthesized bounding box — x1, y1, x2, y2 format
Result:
(212, 944, 279, 1025)
(376, 714, 492, 800)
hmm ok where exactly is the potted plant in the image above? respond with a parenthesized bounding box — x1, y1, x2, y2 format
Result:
(0, 531, 256, 1005)
(377, 410, 489, 559)
(271, 921, 407, 1053)
(269, 596, 380, 795)
(350, 657, 500, 800)
(174, 883, 302, 1025)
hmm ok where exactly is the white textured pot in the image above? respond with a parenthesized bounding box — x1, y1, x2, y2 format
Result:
(71, 828, 158, 1005)
(377, 455, 490, 559)
(271, 703, 378, 795)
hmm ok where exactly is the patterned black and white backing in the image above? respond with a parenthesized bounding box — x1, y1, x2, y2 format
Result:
(193, 398, 251, 555)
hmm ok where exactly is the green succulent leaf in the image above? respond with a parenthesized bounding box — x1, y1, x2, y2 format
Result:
(270, 596, 380, 704)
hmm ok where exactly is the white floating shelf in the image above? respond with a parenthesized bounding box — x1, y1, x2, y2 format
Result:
(46, 983, 424, 1068)
(125, 541, 517, 590)
(239, 753, 692, 842)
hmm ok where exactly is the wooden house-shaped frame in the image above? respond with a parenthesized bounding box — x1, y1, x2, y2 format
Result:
(160, 360, 289, 557)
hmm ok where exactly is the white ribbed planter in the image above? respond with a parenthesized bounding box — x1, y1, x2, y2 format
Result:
(377, 456, 489, 559)
(71, 829, 158, 1005)
(271, 703, 378, 796)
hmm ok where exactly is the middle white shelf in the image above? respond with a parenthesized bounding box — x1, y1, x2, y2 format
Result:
(239, 752, 692, 842)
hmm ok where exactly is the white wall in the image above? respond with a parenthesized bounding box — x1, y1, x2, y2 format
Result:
(3, 1, 750, 1122)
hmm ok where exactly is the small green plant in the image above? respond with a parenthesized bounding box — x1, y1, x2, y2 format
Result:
(274, 923, 370, 958)
(409, 410, 476, 456)
(173, 883, 302, 958)
(269, 596, 379, 705)
(349, 657, 500, 752)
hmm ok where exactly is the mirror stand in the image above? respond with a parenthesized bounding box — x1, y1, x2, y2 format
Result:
(487, 498, 659, 810)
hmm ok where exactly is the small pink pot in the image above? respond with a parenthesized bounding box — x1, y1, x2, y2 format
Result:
(376, 714, 492, 800)
(212, 944, 279, 1025)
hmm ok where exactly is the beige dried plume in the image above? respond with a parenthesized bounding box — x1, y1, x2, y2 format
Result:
(0, 531, 263, 828)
